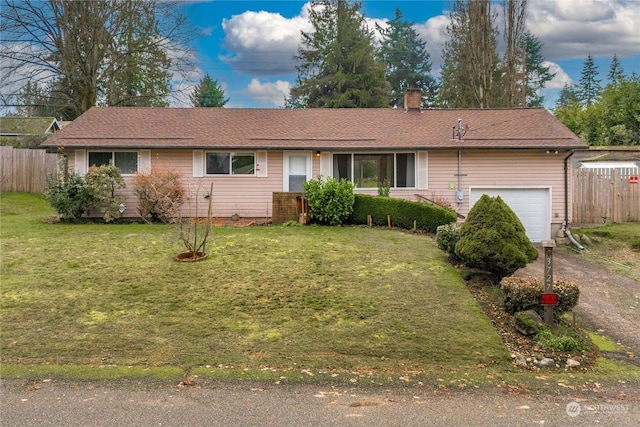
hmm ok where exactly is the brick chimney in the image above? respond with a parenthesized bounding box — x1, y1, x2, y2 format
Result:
(404, 88, 422, 111)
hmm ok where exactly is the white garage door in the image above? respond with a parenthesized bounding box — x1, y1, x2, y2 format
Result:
(469, 188, 550, 243)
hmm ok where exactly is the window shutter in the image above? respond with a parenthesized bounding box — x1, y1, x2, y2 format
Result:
(256, 151, 268, 178)
(139, 150, 151, 174)
(320, 152, 331, 178)
(74, 149, 87, 175)
(192, 150, 204, 177)
(417, 151, 428, 189)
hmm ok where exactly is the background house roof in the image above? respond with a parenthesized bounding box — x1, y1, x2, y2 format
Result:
(41, 107, 587, 151)
(0, 116, 61, 136)
(574, 146, 640, 163)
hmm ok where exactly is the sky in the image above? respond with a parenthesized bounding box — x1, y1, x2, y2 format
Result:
(176, 0, 640, 110)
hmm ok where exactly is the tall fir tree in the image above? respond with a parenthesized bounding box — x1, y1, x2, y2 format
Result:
(577, 54, 601, 106)
(104, 1, 171, 107)
(290, 0, 390, 108)
(523, 31, 554, 107)
(438, 0, 501, 108)
(190, 74, 229, 107)
(607, 54, 625, 83)
(376, 8, 437, 108)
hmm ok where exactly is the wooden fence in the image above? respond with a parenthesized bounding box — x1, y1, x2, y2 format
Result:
(0, 146, 59, 194)
(573, 167, 640, 224)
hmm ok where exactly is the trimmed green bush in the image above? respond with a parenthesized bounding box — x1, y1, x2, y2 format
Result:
(45, 167, 92, 220)
(501, 276, 580, 316)
(436, 222, 461, 259)
(348, 194, 457, 233)
(46, 161, 127, 222)
(304, 175, 355, 226)
(455, 195, 538, 283)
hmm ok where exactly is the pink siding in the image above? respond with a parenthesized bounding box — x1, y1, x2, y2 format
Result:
(152, 150, 284, 218)
(68, 149, 571, 234)
(423, 150, 569, 234)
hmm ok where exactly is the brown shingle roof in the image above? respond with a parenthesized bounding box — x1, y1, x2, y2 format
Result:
(41, 107, 586, 150)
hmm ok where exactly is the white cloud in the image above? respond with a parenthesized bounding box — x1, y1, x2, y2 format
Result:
(528, 0, 640, 60)
(414, 14, 450, 73)
(221, 4, 313, 76)
(200, 26, 215, 37)
(243, 78, 291, 107)
(543, 61, 573, 89)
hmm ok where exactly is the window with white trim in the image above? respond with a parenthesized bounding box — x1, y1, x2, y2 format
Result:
(332, 153, 416, 188)
(88, 151, 138, 174)
(206, 152, 255, 175)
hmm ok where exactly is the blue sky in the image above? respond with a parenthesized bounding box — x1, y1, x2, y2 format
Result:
(176, 0, 639, 110)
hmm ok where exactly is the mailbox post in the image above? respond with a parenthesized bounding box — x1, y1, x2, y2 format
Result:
(541, 240, 557, 325)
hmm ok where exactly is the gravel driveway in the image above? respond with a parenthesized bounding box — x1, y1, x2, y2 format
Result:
(515, 244, 640, 356)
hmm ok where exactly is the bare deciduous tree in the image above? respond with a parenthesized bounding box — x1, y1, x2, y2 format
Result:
(1, 0, 196, 119)
(438, 0, 501, 108)
(502, 0, 528, 107)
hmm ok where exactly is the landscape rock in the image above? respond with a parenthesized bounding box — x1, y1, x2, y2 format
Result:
(514, 310, 543, 336)
(534, 358, 555, 367)
(581, 234, 592, 246)
(513, 353, 527, 367)
(566, 358, 581, 368)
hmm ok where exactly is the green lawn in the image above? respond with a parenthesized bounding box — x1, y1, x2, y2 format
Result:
(1, 192, 508, 376)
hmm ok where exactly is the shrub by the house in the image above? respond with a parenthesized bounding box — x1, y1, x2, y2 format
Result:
(133, 169, 185, 223)
(46, 161, 125, 222)
(304, 175, 355, 226)
(501, 276, 580, 316)
(349, 194, 457, 233)
(84, 164, 125, 222)
(455, 194, 538, 283)
(436, 222, 461, 260)
(45, 165, 92, 220)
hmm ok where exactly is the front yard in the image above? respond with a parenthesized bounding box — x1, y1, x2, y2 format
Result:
(1, 192, 508, 378)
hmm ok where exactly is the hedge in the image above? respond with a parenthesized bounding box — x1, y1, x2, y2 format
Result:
(347, 194, 457, 233)
(501, 276, 580, 316)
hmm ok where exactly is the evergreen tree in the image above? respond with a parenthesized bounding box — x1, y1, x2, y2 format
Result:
(438, 0, 502, 108)
(290, 0, 390, 108)
(555, 74, 639, 146)
(376, 8, 437, 108)
(283, 93, 308, 109)
(555, 83, 579, 108)
(523, 31, 555, 107)
(607, 53, 625, 83)
(577, 54, 601, 106)
(190, 74, 229, 107)
(104, 1, 171, 107)
(454, 194, 538, 284)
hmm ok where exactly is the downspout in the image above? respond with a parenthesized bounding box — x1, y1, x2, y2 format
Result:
(457, 150, 462, 211)
(564, 150, 584, 251)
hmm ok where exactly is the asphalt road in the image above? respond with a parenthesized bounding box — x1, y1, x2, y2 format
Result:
(1, 379, 638, 427)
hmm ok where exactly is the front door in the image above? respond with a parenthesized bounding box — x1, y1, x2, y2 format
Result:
(284, 151, 312, 192)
